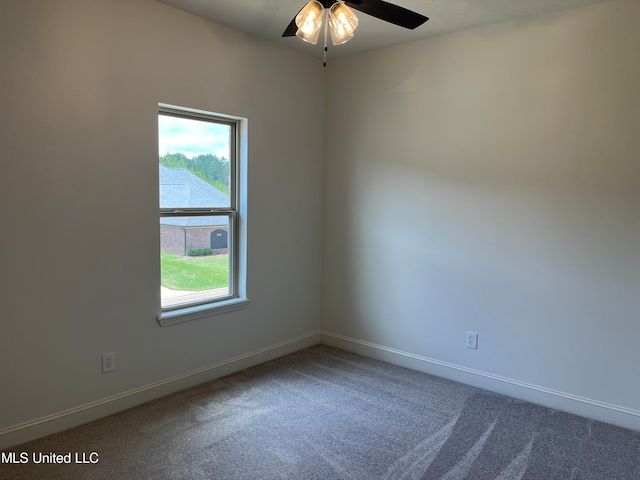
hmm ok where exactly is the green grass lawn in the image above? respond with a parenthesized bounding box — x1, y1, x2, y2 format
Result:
(161, 252, 228, 291)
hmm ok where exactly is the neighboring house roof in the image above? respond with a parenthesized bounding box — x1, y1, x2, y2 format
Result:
(160, 165, 229, 228)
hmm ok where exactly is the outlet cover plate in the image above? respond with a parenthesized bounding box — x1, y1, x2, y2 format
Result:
(466, 332, 478, 350)
(102, 352, 115, 373)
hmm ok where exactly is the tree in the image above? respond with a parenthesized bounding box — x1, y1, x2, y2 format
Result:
(160, 152, 230, 194)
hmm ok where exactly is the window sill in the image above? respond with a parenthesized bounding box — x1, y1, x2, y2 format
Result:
(158, 297, 250, 327)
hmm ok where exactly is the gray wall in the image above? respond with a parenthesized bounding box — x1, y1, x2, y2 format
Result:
(0, 0, 324, 445)
(3, 0, 640, 447)
(322, 0, 640, 429)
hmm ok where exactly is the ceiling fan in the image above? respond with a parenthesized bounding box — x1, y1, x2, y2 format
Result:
(283, 0, 428, 65)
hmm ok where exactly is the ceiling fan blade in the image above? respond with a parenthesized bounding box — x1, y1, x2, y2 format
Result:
(345, 0, 428, 30)
(282, 4, 308, 37)
(282, 16, 299, 37)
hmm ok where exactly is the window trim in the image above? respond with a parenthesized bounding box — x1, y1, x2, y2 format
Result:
(157, 104, 248, 326)
(158, 297, 251, 327)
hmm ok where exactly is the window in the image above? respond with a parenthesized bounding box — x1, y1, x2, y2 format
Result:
(158, 105, 248, 326)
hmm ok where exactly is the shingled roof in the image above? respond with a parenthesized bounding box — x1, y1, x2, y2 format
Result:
(160, 165, 229, 228)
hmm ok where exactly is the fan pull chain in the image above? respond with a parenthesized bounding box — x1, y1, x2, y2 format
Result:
(323, 9, 328, 67)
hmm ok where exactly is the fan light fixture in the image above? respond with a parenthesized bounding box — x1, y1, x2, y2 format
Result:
(294, 1, 324, 45)
(286, 0, 428, 67)
(295, 1, 358, 65)
(329, 2, 359, 45)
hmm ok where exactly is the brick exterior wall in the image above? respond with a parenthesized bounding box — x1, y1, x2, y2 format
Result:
(161, 225, 229, 256)
(160, 225, 186, 255)
(186, 227, 213, 251)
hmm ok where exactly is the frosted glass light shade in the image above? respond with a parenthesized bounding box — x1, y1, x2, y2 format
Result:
(295, 1, 324, 45)
(329, 2, 358, 45)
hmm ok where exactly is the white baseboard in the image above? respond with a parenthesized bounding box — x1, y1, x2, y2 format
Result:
(321, 331, 640, 432)
(4, 329, 637, 451)
(0, 331, 322, 450)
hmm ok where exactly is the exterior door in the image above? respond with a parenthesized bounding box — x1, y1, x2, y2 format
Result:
(210, 229, 228, 249)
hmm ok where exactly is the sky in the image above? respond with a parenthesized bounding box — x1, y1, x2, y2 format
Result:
(158, 114, 230, 159)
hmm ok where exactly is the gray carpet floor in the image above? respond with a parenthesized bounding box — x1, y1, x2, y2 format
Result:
(2, 345, 639, 479)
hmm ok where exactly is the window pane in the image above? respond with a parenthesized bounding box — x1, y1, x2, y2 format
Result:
(160, 216, 230, 308)
(158, 114, 231, 208)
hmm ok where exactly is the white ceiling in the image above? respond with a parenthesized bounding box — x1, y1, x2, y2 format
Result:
(156, 0, 611, 59)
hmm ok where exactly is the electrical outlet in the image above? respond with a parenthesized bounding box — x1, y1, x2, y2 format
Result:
(466, 332, 478, 350)
(102, 352, 115, 373)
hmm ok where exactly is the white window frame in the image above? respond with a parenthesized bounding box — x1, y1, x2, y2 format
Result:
(157, 104, 249, 326)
